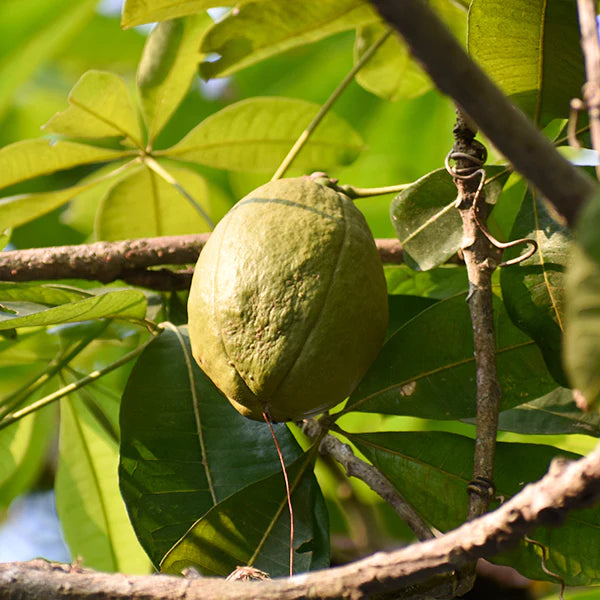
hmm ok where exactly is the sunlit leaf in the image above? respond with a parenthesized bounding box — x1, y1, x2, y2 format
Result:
(347, 430, 600, 585)
(0, 0, 97, 120)
(138, 14, 212, 145)
(96, 163, 230, 240)
(384, 264, 468, 299)
(468, 0, 585, 126)
(121, 0, 234, 28)
(501, 188, 571, 385)
(56, 392, 150, 573)
(160, 453, 329, 577)
(0, 139, 133, 192)
(200, 0, 378, 79)
(162, 97, 363, 172)
(119, 325, 306, 566)
(346, 292, 558, 418)
(0, 290, 147, 331)
(0, 282, 91, 305)
(43, 70, 144, 147)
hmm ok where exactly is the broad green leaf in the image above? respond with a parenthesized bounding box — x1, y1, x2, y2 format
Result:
(346, 292, 558, 418)
(0, 139, 133, 192)
(43, 70, 144, 147)
(96, 163, 230, 240)
(162, 97, 363, 172)
(386, 295, 437, 340)
(0, 163, 133, 231)
(468, 0, 585, 126)
(0, 407, 56, 509)
(199, 0, 378, 79)
(119, 325, 305, 566)
(564, 194, 600, 408)
(56, 393, 150, 573)
(0, 0, 97, 120)
(347, 430, 600, 585)
(385, 264, 469, 299)
(501, 188, 571, 385)
(495, 387, 600, 436)
(160, 454, 329, 577)
(0, 282, 96, 306)
(390, 167, 506, 271)
(354, 24, 431, 101)
(0, 290, 147, 331)
(121, 0, 234, 28)
(138, 14, 212, 145)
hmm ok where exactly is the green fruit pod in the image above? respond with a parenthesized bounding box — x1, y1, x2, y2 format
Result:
(187, 176, 388, 422)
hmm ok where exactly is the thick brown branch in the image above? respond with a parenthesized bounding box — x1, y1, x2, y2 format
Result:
(369, 0, 598, 227)
(2, 445, 600, 600)
(0, 236, 404, 291)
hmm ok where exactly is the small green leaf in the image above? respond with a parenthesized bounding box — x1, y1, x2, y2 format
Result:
(385, 264, 469, 298)
(162, 97, 363, 173)
(199, 0, 378, 79)
(160, 453, 329, 577)
(138, 14, 213, 145)
(468, 0, 585, 126)
(96, 163, 230, 240)
(501, 189, 571, 385)
(56, 393, 150, 573)
(119, 325, 306, 566)
(0, 282, 94, 305)
(346, 292, 557, 418)
(347, 430, 600, 585)
(390, 167, 506, 271)
(564, 193, 600, 408)
(0, 290, 147, 331)
(121, 0, 232, 28)
(0, 139, 133, 192)
(43, 70, 144, 147)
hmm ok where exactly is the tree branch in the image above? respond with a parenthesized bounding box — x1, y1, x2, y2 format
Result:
(2, 444, 600, 600)
(369, 0, 598, 227)
(0, 236, 404, 291)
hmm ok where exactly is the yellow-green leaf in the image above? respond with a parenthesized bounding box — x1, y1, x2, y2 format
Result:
(121, 0, 235, 28)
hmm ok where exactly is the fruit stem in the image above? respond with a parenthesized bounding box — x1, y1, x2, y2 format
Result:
(144, 156, 215, 230)
(340, 183, 411, 198)
(271, 27, 393, 182)
(263, 410, 295, 577)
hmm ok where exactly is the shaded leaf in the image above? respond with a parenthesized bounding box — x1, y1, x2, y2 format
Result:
(386, 294, 437, 340)
(138, 14, 212, 145)
(0, 139, 133, 192)
(501, 189, 571, 385)
(96, 163, 230, 240)
(564, 193, 600, 408)
(200, 0, 378, 79)
(468, 0, 584, 126)
(43, 70, 144, 147)
(0, 0, 97, 120)
(390, 167, 506, 271)
(162, 97, 363, 172)
(347, 430, 600, 585)
(122, 0, 233, 28)
(160, 453, 329, 577)
(56, 393, 150, 573)
(346, 292, 558, 418)
(0, 290, 147, 331)
(119, 325, 305, 566)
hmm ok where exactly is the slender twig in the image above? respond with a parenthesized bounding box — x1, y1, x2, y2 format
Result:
(340, 183, 411, 199)
(577, 0, 600, 179)
(271, 28, 393, 181)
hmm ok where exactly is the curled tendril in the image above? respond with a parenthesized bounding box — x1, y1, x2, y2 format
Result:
(445, 150, 538, 267)
(524, 535, 566, 600)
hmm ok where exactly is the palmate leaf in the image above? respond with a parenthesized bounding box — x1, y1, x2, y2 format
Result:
(0, 289, 147, 331)
(500, 188, 571, 385)
(346, 292, 557, 419)
(468, 0, 584, 126)
(161, 97, 363, 173)
(121, 0, 236, 28)
(199, 0, 378, 80)
(56, 391, 150, 573)
(96, 163, 231, 240)
(119, 325, 308, 566)
(137, 14, 213, 146)
(160, 454, 329, 577)
(43, 70, 144, 147)
(346, 430, 600, 585)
